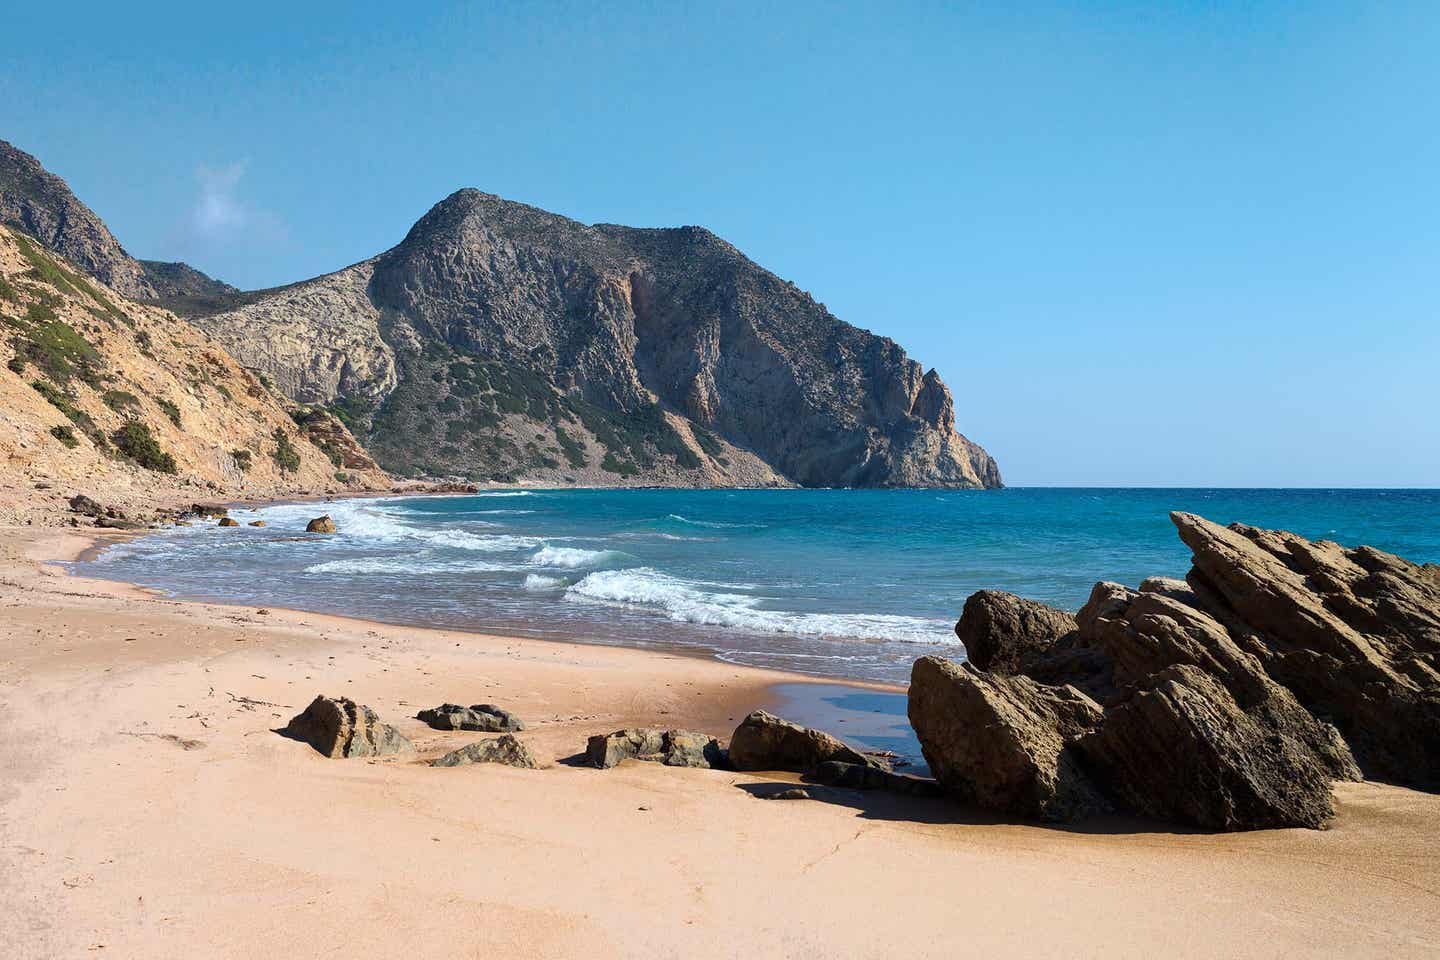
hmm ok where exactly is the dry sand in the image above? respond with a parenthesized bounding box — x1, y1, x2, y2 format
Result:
(1, 527, 1437, 959)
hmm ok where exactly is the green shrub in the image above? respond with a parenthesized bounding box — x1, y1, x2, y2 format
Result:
(271, 428, 301, 474)
(6, 355, 24, 375)
(155, 396, 182, 427)
(334, 471, 350, 483)
(102, 389, 140, 412)
(601, 451, 637, 476)
(135, 329, 155, 357)
(14, 317, 103, 385)
(50, 424, 78, 448)
(0, 275, 16, 302)
(231, 449, 252, 472)
(113, 420, 177, 473)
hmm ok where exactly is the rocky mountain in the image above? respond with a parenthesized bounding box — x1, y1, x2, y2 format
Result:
(0, 140, 235, 301)
(0, 224, 387, 524)
(909, 512, 1440, 831)
(182, 189, 1000, 488)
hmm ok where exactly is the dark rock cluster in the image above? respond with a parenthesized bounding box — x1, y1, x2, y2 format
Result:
(909, 512, 1440, 831)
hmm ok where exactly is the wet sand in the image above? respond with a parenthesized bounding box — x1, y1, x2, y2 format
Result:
(2, 527, 1438, 958)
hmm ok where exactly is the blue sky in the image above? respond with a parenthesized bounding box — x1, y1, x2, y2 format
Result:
(3, 2, 1437, 486)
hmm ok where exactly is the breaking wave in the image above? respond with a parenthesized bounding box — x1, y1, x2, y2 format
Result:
(565, 568, 954, 644)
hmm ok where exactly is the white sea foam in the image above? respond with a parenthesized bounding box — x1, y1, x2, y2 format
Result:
(473, 491, 538, 498)
(304, 555, 517, 575)
(529, 545, 626, 569)
(252, 500, 539, 552)
(565, 568, 954, 644)
(523, 573, 566, 591)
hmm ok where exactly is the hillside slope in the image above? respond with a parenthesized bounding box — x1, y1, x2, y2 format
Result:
(0, 140, 234, 301)
(0, 226, 388, 524)
(187, 190, 1001, 488)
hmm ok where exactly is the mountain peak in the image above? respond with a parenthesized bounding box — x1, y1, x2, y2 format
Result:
(0, 138, 233, 300)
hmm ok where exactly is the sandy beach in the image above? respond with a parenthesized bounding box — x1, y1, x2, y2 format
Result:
(1, 526, 1437, 959)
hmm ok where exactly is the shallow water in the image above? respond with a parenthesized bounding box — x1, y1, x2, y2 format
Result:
(73, 488, 1440, 683)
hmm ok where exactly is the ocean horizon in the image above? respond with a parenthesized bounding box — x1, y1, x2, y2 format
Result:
(74, 486, 1440, 684)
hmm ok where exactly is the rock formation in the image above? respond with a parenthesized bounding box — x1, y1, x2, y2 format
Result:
(432, 734, 539, 769)
(727, 710, 880, 773)
(911, 512, 1437, 830)
(305, 515, 337, 533)
(183, 189, 1000, 488)
(586, 728, 726, 769)
(417, 703, 525, 733)
(0, 140, 233, 300)
(283, 695, 414, 758)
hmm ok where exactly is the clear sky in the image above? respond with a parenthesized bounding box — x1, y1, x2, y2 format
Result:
(4, 2, 1436, 487)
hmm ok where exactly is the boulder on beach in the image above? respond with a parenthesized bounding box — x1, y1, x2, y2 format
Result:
(417, 702, 525, 733)
(191, 503, 228, 518)
(727, 710, 880, 773)
(283, 695, 413, 758)
(432, 734, 539, 769)
(68, 494, 104, 517)
(248, 520, 266, 527)
(218, 517, 240, 527)
(909, 656, 1109, 821)
(305, 515, 337, 533)
(913, 511, 1439, 831)
(586, 728, 726, 769)
(806, 760, 945, 797)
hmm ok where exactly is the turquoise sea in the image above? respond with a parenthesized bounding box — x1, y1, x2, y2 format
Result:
(75, 488, 1440, 683)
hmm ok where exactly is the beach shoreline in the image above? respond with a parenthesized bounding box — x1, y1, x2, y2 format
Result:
(3, 523, 1439, 957)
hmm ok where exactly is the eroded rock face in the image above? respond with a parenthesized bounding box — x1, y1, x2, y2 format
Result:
(432, 734, 539, 769)
(727, 710, 878, 773)
(283, 695, 414, 758)
(1078, 665, 1336, 830)
(585, 728, 725, 769)
(417, 703, 525, 733)
(908, 656, 1108, 822)
(913, 512, 1437, 830)
(1172, 512, 1440, 788)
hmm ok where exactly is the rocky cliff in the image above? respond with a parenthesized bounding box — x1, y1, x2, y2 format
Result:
(183, 190, 1000, 488)
(909, 513, 1440, 831)
(0, 140, 234, 301)
(0, 225, 387, 524)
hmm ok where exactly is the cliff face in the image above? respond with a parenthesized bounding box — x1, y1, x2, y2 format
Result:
(0, 140, 234, 301)
(0, 225, 388, 524)
(191, 190, 1000, 488)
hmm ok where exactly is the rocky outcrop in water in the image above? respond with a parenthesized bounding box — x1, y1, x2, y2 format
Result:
(184, 189, 999, 488)
(911, 512, 1437, 830)
(0, 140, 233, 300)
(305, 515, 336, 533)
(283, 695, 414, 758)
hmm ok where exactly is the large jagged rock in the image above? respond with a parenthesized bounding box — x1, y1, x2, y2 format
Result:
(585, 728, 726, 769)
(1172, 512, 1440, 788)
(283, 695, 414, 758)
(305, 515, 337, 533)
(417, 703, 525, 733)
(917, 512, 1436, 831)
(908, 656, 1109, 822)
(957, 590, 1113, 697)
(1078, 665, 1337, 830)
(432, 734, 539, 769)
(187, 189, 1000, 489)
(727, 710, 879, 773)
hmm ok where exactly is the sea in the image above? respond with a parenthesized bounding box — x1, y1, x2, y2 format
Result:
(73, 488, 1440, 685)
